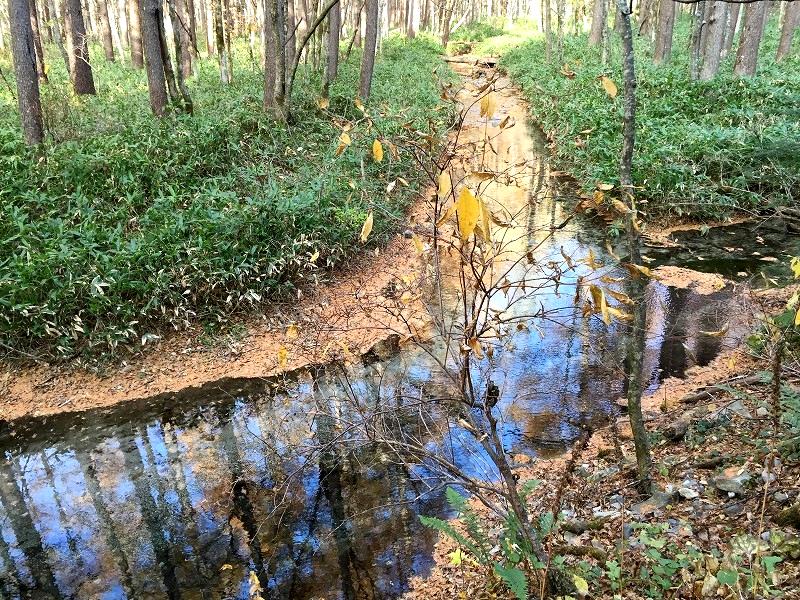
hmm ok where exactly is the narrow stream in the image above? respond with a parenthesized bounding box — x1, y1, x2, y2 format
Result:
(1, 65, 797, 600)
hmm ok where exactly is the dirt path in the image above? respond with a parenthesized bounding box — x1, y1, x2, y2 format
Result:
(0, 57, 520, 423)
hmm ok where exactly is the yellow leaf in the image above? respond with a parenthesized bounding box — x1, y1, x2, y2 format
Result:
(220, 564, 233, 571)
(449, 548, 463, 566)
(623, 263, 652, 279)
(412, 234, 425, 255)
(354, 97, 365, 112)
(468, 337, 484, 359)
(470, 171, 495, 182)
(372, 139, 383, 162)
(340, 132, 351, 146)
(573, 574, 589, 596)
(286, 323, 299, 339)
(699, 322, 729, 338)
(597, 182, 615, 191)
(589, 285, 611, 325)
(316, 97, 330, 109)
(360, 211, 374, 243)
(456, 187, 481, 242)
(728, 355, 737, 370)
(436, 202, 457, 227)
(438, 171, 452, 199)
(476, 198, 491, 241)
(791, 256, 800, 279)
(335, 143, 347, 157)
(606, 305, 631, 322)
(606, 289, 633, 305)
(480, 93, 496, 119)
(585, 248, 600, 270)
(795, 308, 800, 326)
(277, 346, 288, 368)
(600, 76, 618, 99)
(309, 250, 320, 263)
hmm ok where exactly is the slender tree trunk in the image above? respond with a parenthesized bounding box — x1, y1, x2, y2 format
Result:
(108, 0, 126, 59)
(636, 0, 654, 37)
(97, 0, 115, 59)
(777, 0, 799, 61)
(212, 0, 230, 82)
(157, 2, 179, 100)
(322, 0, 339, 96)
(28, 0, 48, 81)
(358, 0, 377, 101)
(41, 0, 52, 41)
(117, 0, 128, 45)
(652, 0, 674, 63)
(588, 0, 605, 45)
(167, 0, 192, 111)
(689, 1, 706, 79)
(543, 0, 552, 61)
(285, 0, 295, 77)
(407, 0, 418, 37)
(140, 0, 168, 114)
(734, 0, 767, 77)
(9, 0, 45, 144)
(699, 0, 726, 80)
(65, 0, 96, 93)
(223, 0, 232, 71)
(615, 0, 652, 494)
(721, 1, 739, 57)
(129, 0, 144, 66)
(263, 0, 277, 107)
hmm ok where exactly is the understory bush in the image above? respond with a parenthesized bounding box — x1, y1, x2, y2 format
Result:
(0, 35, 453, 359)
(500, 19, 800, 221)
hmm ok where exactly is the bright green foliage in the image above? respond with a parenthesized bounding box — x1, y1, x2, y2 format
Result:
(0, 36, 453, 359)
(501, 18, 800, 221)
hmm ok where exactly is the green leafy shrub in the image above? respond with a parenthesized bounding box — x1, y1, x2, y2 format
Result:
(500, 18, 800, 221)
(0, 36, 453, 359)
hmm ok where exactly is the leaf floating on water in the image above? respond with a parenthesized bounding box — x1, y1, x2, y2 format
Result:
(699, 322, 729, 338)
(360, 211, 374, 243)
(456, 188, 481, 242)
(606, 289, 633, 305)
(623, 263, 653, 279)
(560, 246, 576, 270)
(480, 93, 497, 120)
(600, 76, 618, 99)
(438, 171, 452, 199)
(277, 346, 288, 368)
(372, 139, 384, 162)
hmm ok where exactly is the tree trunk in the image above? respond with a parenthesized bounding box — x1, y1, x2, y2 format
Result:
(323, 0, 339, 96)
(777, 0, 799, 61)
(48, 0, 71, 70)
(358, 0, 377, 101)
(285, 0, 295, 77)
(699, 0, 726, 80)
(97, 0, 115, 59)
(9, 0, 45, 144)
(212, 0, 230, 82)
(734, 0, 767, 77)
(263, 0, 277, 108)
(543, 0, 551, 60)
(108, 0, 126, 59)
(28, 0, 48, 81)
(65, 0, 96, 93)
(407, 0, 418, 37)
(652, 0, 674, 64)
(588, 0, 605, 46)
(615, 0, 652, 494)
(636, 0, 655, 38)
(721, 1, 739, 58)
(41, 0, 53, 41)
(140, 0, 168, 114)
(117, 0, 128, 45)
(167, 0, 193, 111)
(689, 1, 705, 79)
(129, 0, 144, 66)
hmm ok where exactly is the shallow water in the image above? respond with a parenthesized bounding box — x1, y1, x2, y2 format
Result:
(0, 67, 788, 600)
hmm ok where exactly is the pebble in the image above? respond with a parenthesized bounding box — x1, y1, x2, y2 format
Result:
(679, 487, 700, 499)
(774, 491, 789, 503)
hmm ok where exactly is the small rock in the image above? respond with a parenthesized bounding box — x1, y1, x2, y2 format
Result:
(664, 419, 689, 441)
(713, 467, 751, 496)
(723, 501, 746, 518)
(588, 465, 620, 482)
(756, 406, 769, 418)
(631, 490, 674, 515)
(678, 487, 699, 499)
(719, 399, 752, 419)
(774, 491, 789, 503)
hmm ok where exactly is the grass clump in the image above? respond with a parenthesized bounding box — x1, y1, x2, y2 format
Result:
(500, 19, 800, 221)
(0, 35, 453, 360)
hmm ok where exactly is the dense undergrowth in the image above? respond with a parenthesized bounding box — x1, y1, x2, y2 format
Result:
(0, 35, 453, 360)
(498, 19, 800, 221)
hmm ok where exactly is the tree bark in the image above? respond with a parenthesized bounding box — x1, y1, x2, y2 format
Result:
(167, 0, 193, 111)
(689, 1, 706, 79)
(358, 0, 378, 101)
(407, 0, 418, 37)
(616, 0, 652, 494)
(699, 0, 726, 80)
(721, 1, 739, 57)
(140, 0, 168, 114)
(128, 0, 144, 66)
(28, 0, 48, 81)
(9, 0, 45, 144)
(588, 0, 606, 45)
(97, 0, 115, 59)
(734, 0, 767, 77)
(212, 0, 230, 82)
(65, 0, 96, 93)
(323, 0, 339, 96)
(653, 0, 674, 63)
(777, 0, 799, 61)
